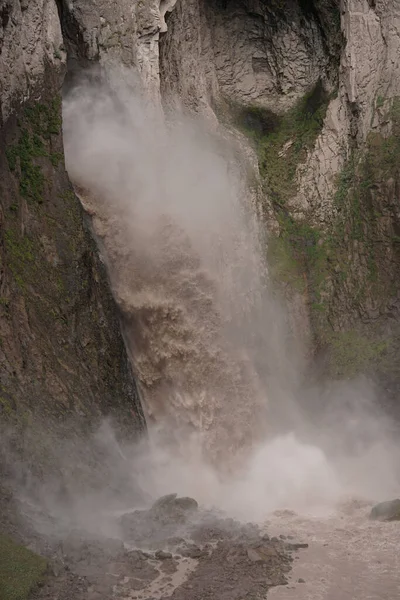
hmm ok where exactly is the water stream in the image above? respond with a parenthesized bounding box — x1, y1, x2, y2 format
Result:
(62, 66, 400, 599)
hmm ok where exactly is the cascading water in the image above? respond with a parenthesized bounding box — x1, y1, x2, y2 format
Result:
(62, 66, 400, 522)
(63, 66, 296, 470)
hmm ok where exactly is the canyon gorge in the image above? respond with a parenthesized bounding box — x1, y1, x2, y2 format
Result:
(1, 1, 400, 599)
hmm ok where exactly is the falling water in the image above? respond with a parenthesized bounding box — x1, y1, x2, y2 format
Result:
(63, 65, 297, 469)
(63, 66, 400, 520)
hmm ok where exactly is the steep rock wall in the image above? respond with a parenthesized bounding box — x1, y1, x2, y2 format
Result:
(159, 0, 400, 385)
(2, 0, 399, 468)
(0, 0, 144, 472)
(56, 0, 177, 103)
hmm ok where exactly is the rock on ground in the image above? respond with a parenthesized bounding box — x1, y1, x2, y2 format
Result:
(30, 494, 308, 600)
(369, 499, 400, 522)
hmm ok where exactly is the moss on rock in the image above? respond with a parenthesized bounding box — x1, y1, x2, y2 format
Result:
(5, 96, 63, 205)
(248, 91, 400, 381)
(235, 80, 330, 205)
(0, 535, 47, 600)
(327, 330, 388, 379)
(0, 87, 144, 452)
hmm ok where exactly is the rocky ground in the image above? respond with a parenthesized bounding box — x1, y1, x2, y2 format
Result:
(19, 493, 308, 600)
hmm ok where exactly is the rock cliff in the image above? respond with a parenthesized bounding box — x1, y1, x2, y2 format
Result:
(2, 0, 400, 448)
(54, 0, 400, 388)
(159, 0, 400, 386)
(0, 0, 144, 472)
(1, 0, 400, 597)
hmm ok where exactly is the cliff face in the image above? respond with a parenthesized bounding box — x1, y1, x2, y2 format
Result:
(0, 0, 144, 467)
(159, 0, 400, 385)
(1, 0, 400, 453)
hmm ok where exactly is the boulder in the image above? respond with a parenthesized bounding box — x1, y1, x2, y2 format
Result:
(369, 499, 400, 521)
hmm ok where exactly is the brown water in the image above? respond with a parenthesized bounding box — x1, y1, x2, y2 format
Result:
(63, 70, 290, 468)
(268, 501, 400, 600)
(62, 72, 400, 600)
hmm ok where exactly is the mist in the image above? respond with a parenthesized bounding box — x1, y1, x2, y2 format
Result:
(8, 64, 398, 538)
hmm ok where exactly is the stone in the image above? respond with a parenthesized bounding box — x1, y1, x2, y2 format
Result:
(369, 499, 400, 522)
(151, 494, 178, 511)
(155, 550, 173, 560)
(286, 542, 309, 550)
(173, 496, 198, 512)
(247, 548, 263, 563)
(178, 544, 203, 559)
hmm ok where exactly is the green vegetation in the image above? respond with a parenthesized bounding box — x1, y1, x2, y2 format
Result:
(50, 151, 64, 167)
(6, 96, 62, 204)
(24, 97, 62, 138)
(267, 233, 305, 291)
(328, 330, 387, 379)
(235, 81, 400, 380)
(267, 225, 333, 326)
(0, 534, 47, 600)
(332, 151, 356, 207)
(6, 129, 47, 203)
(4, 228, 35, 290)
(331, 97, 400, 283)
(0, 394, 12, 415)
(236, 80, 330, 205)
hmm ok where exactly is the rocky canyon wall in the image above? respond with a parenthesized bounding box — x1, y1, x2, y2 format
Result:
(0, 0, 144, 477)
(2, 0, 400, 460)
(159, 0, 400, 388)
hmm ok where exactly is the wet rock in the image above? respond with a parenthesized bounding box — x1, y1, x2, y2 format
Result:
(173, 497, 198, 512)
(177, 543, 204, 559)
(286, 542, 309, 550)
(247, 548, 263, 563)
(61, 531, 125, 564)
(151, 494, 198, 515)
(165, 536, 186, 548)
(369, 499, 400, 521)
(151, 494, 178, 510)
(155, 549, 173, 560)
(160, 559, 178, 574)
(118, 494, 199, 546)
(128, 549, 149, 561)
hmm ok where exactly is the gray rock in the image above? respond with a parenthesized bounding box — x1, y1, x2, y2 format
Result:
(151, 494, 178, 511)
(173, 496, 198, 512)
(155, 550, 173, 560)
(369, 499, 400, 522)
(247, 548, 263, 563)
(178, 544, 204, 559)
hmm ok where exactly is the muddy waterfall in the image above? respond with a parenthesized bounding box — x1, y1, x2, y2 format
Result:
(1, 1, 400, 600)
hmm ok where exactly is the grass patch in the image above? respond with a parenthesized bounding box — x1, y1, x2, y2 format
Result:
(267, 212, 332, 299)
(6, 129, 47, 204)
(2, 227, 57, 295)
(4, 229, 35, 290)
(235, 80, 330, 205)
(5, 96, 62, 204)
(24, 97, 62, 138)
(328, 331, 387, 379)
(331, 97, 400, 281)
(267, 234, 305, 291)
(0, 534, 47, 600)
